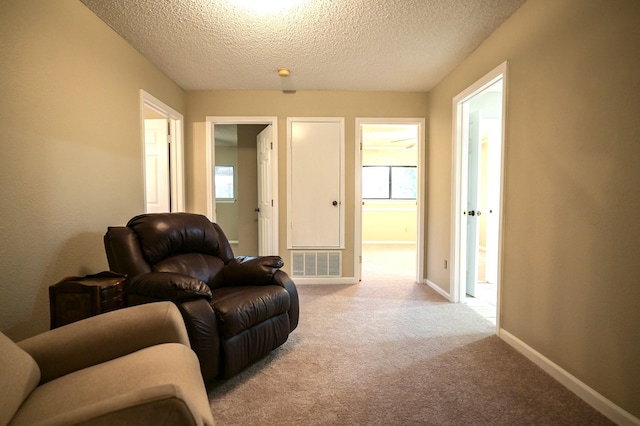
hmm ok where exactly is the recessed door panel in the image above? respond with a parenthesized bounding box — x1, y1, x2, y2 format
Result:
(288, 119, 344, 248)
(144, 118, 170, 213)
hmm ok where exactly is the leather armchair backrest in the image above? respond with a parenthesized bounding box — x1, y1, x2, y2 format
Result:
(105, 213, 236, 288)
(127, 213, 231, 264)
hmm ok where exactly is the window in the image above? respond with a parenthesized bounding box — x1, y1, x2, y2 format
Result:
(362, 166, 417, 199)
(214, 165, 234, 200)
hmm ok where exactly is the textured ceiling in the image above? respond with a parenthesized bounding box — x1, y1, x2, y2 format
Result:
(81, 0, 526, 92)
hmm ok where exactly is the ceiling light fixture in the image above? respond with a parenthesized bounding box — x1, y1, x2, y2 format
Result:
(278, 68, 291, 77)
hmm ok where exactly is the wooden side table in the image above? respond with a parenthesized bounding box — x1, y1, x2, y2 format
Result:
(49, 271, 126, 329)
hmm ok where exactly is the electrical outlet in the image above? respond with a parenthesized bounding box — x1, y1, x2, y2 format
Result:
(444, 260, 448, 269)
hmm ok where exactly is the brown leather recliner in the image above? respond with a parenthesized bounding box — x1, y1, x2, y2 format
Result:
(103, 213, 299, 383)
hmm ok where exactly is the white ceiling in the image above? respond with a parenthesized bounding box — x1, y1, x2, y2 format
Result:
(81, 0, 526, 92)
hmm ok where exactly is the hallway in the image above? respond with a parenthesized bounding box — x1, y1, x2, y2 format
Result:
(361, 243, 496, 325)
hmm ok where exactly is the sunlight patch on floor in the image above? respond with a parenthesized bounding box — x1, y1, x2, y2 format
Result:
(361, 243, 416, 282)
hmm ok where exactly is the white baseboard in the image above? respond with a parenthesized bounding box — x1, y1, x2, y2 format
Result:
(425, 279, 451, 301)
(294, 277, 358, 285)
(499, 329, 639, 426)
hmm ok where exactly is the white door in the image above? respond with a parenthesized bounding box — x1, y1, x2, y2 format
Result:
(288, 118, 344, 248)
(453, 62, 506, 329)
(257, 125, 273, 255)
(464, 109, 481, 297)
(463, 84, 504, 299)
(483, 117, 502, 284)
(144, 118, 170, 213)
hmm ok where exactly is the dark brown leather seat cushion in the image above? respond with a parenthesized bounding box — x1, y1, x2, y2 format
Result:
(211, 286, 290, 338)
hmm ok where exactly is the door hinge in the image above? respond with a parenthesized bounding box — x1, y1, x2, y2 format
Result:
(270, 142, 273, 149)
(167, 122, 171, 136)
(360, 142, 363, 151)
(271, 200, 274, 207)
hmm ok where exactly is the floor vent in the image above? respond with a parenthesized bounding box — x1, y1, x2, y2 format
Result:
(291, 251, 341, 277)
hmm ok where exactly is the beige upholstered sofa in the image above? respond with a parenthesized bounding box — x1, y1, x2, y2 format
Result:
(0, 302, 214, 425)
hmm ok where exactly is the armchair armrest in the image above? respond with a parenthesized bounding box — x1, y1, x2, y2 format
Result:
(128, 272, 212, 301)
(273, 270, 299, 331)
(223, 255, 284, 286)
(18, 302, 189, 384)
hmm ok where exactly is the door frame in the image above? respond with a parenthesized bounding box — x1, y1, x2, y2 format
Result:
(451, 61, 507, 329)
(355, 117, 426, 283)
(140, 90, 185, 212)
(206, 116, 279, 255)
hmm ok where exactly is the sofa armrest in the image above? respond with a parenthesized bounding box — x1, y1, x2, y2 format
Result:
(41, 383, 212, 426)
(18, 302, 190, 384)
(223, 255, 284, 286)
(128, 272, 212, 301)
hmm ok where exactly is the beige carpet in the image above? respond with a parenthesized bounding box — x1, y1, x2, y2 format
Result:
(207, 271, 612, 425)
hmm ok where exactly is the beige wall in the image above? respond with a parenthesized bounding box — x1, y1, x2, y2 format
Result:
(362, 201, 417, 243)
(186, 91, 429, 276)
(427, 0, 640, 417)
(0, 1, 185, 340)
(214, 144, 240, 242)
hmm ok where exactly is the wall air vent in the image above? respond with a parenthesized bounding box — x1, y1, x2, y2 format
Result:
(291, 251, 341, 277)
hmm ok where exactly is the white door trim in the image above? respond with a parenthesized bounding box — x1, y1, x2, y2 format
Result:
(355, 117, 426, 284)
(140, 90, 185, 212)
(205, 116, 279, 255)
(451, 61, 508, 331)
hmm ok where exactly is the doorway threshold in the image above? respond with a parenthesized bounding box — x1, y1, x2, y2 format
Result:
(464, 282, 496, 325)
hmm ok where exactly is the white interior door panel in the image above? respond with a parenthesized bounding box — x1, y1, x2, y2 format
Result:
(257, 125, 273, 255)
(144, 118, 170, 213)
(288, 118, 344, 248)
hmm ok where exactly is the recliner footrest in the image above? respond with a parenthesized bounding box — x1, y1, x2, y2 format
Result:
(211, 285, 290, 338)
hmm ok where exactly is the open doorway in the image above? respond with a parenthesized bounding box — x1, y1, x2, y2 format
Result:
(355, 118, 425, 283)
(452, 62, 507, 328)
(141, 90, 185, 213)
(206, 117, 279, 256)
